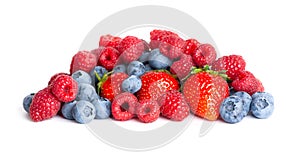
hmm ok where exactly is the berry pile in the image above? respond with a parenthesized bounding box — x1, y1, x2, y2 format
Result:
(23, 29, 274, 124)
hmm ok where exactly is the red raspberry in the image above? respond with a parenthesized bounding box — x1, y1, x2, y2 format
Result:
(183, 39, 201, 55)
(98, 47, 120, 71)
(192, 43, 217, 67)
(149, 29, 178, 49)
(48, 72, 69, 86)
(29, 88, 61, 122)
(99, 34, 122, 49)
(211, 55, 246, 80)
(90, 47, 105, 62)
(137, 100, 160, 123)
(159, 35, 185, 60)
(170, 54, 195, 80)
(231, 71, 264, 95)
(111, 92, 138, 121)
(70, 51, 97, 74)
(158, 90, 190, 121)
(50, 75, 78, 102)
(118, 36, 145, 63)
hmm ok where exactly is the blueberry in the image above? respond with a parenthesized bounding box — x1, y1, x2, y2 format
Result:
(127, 61, 146, 77)
(144, 64, 152, 72)
(76, 83, 98, 102)
(138, 51, 151, 64)
(89, 66, 108, 87)
(233, 91, 252, 117)
(72, 70, 92, 84)
(219, 96, 245, 123)
(148, 49, 172, 69)
(121, 75, 142, 93)
(250, 92, 274, 119)
(72, 100, 96, 124)
(91, 96, 111, 119)
(113, 65, 127, 73)
(61, 101, 77, 120)
(23, 93, 35, 113)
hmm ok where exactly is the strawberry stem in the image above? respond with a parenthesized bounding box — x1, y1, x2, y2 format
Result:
(95, 71, 113, 95)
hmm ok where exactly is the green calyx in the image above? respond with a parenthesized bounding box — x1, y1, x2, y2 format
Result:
(95, 71, 113, 95)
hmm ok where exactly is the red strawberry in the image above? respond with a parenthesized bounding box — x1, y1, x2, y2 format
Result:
(48, 72, 69, 86)
(159, 35, 185, 60)
(137, 100, 160, 123)
(111, 92, 138, 121)
(118, 36, 145, 63)
(211, 55, 246, 80)
(192, 43, 217, 67)
(70, 51, 97, 74)
(170, 54, 195, 80)
(149, 29, 178, 49)
(98, 47, 120, 71)
(99, 34, 122, 49)
(183, 71, 229, 121)
(100, 72, 128, 102)
(136, 71, 179, 101)
(158, 90, 190, 121)
(183, 39, 201, 55)
(50, 75, 78, 102)
(29, 88, 61, 122)
(231, 71, 264, 95)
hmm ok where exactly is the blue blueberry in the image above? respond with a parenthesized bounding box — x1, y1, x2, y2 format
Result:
(76, 83, 98, 102)
(148, 49, 172, 69)
(91, 96, 111, 119)
(127, 61, 146, 77)
(72, 100, 96, 124)
(113, 65, 126, 73)
(23, 93, 35, 113)
(138, 51, 151, 64)
(121, 75, 142, 93)
(72, 70, 92, 84)
(250, 92, 274, 119)
(61, 101, 77, 120)
(89, 66, 108, 87)
(233, 91, 252, 117)
(219, 96, 245, 124)
(144, 64, 152, 72)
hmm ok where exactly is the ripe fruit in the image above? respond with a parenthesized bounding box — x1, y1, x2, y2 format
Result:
(71, 70, 92, 84)
(136, 100, 160, 123)
(192, 43, 217, 67)
(29, 88, 61, 122)
(233, 91, 252, 117)
(98, 47, 120, 71)
(23, 93, 35, 113)
(183, 71, 229, 121)
(119, 36, 145, 63)
(89, 66, 108, 87)
(99, 34, 122, 49)
(91, 96, 111, 119)
(170, 54, 194, 80)
(50, 75, 78, 102)
(136, 71, 179, 101)
(48, 72, 69, 86)
(149, 29, 178, 49)
(159, 35, 185, 60)
(121, 75, 142, 94)
(251, 92, 274, 119)
(72, 100, 96, 124)
(61, 101, 77, 120)
(183, 39, 201, 55)
(113, 65, 126, 73)
(148, 48, 172, 70)
(70, 51, 97, 74)
(219, 95, 245, 124)
(76, 83, 98, 102)
(158, 90, 190, 121)
(231, 71, 264, 95)
(111, 92, 138, 121)
(127, 61, 146, 77)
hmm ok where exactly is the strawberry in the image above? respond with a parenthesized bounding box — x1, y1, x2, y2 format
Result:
(111, 92, 138, 121)
(159, 35, 185, 60)
(50, 75, 78, 102)
(70, 51, 97, 74)
(99, 34, 122, 49)
(158, 90, 190, 121)
(192, 43, 217, 67)
(211, 55, 246, 80)
(183, 39, 201, 55)
(183, 71, 229, 121)
(170, 54, 195, 80)
(29, 88, 61, 122)
(98, 47, 120, 71)
(118, 36, 145, 63)
(136, 99, 160, 123)
(136, 71, 179, 101)
(149, 29, 178, 49)
(100, 72, 128, 102)
(231, 71, 264, 95)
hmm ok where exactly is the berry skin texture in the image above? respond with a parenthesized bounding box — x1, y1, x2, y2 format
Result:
(192, 43, 217, 67)
(211, 55, 246, 80)
(148, 48, 172, 70)
(119, 36, 145, 63)
(70, 51, 97, 74)
(137, 100, 160, 123)
(48, 72, 69, 86)
(183, 39, 201, 55)
(61, 101, 77, 120)
(76, 83, 98, 102)
(159, 35, 185, 60)
(72, 100, 96, 124)
(50, 75, 78, 102)
(149, 29, 178, 49)
(250, 92, 274, 119)
(23, 93, 35, 113)
(127, 61, 146, 77)
(219, 96, 245, 124)
(91, 96, 111, 119)
(121, 75, 142, 94)
(111, 92, 138, 121)
(158, 90, 190, 121)
(72, 70, 92, 85)
(136, 71, 179, 101)
(98, 47, 120, 71)
(89, 66, 108, 88)
(99, 34, 122, 49)
(113, 65, 126, 73)
(233, 91, 252, 117)
(29, 88, 61, 122)
(170, 54, 194, 80)
(183, 72, 229, 121)
(231, 71, 264, 95)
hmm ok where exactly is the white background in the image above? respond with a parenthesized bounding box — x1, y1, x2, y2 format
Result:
(1, 0, 299, 152)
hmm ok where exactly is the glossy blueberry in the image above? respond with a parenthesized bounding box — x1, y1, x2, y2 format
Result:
(76, 83, 98, 102)
(113, 65, 126, 73)
(61, 101, 77, 120)
(233, 91, 252, 117)
(72, 100, 96, 124)
(127, 61, 145, 77)
(23, 93, 35, 113)
(91, 96, 111, 119)
(72, 70, 92, 84)
(251, 92, 274, 119)
(148, 49, 172, 69)
(138, 51, 151, 64)
(219, 96, 245, 124)
(121, 75, 142, 93)
(89, 66, 108, 87)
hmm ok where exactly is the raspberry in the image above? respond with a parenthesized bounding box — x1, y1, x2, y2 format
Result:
(170, 54, 195, 80)
(231, 71, 264, 95)
(159, 35, 185, 60)
(111, 92, 138, 121)
(192, 43, 217, 67)
(50, 75, 78, 102)
(29, 88, 61, 122)
(98, 47, 120, 71)
(48, 72, 69, 86)
(137, 100, 160, 123)
(119, 36, 145, 63)
(149, 29, 178, 49)
(90, 47, 105, 62)
(70, 51, 97, 74)
(183, 39, 201, 55)
(99, 34, 122, 49)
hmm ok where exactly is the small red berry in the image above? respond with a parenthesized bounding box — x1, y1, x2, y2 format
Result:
(111, 92, 138, 121)
(192, 43, 217, 67)
(70, 51, 97, 74)
(98, 47, 120, 71)
(50, 75, 78, 102)
(183, 39, 201, 55)
(170, 54, 195, 80)
(137, 100, 160, 123)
